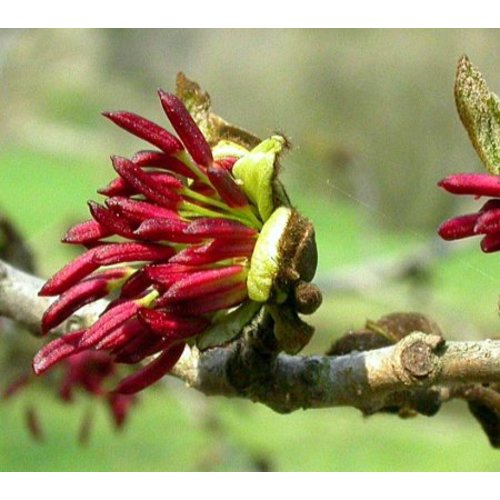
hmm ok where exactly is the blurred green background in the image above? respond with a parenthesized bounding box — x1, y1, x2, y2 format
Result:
(1, 28, 500, 471)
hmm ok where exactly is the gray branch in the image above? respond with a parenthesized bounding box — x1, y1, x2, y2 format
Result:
(0, 259, 106, 336)
(1, 258, 500, 415)
(172, 332, 500, 414)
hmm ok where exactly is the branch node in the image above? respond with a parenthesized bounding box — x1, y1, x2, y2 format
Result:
(393, 332, 444, 385)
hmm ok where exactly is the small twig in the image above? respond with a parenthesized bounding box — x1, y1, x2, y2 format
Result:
(172, 332, 500, 414)
(454, 385, 500, 412)
(2, 257, 500, 416)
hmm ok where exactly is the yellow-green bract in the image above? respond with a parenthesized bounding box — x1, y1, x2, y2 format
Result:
(247, 206, 292, 303)
(232, 135, 286, 221)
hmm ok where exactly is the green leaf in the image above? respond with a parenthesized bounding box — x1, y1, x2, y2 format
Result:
(232, 136, 286, 221)
(196, 301, 261, 351)
(455, 55, 500, 175)
(247, 206, 291, 303)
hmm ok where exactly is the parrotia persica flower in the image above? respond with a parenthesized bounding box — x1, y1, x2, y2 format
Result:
(34, 73, 322, 395)
(437, 173, 500, 252)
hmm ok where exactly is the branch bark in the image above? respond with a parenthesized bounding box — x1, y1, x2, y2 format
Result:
(1, 258, 500, 415)
(0, 259, 106, 336)
(172, 330, 500, 414)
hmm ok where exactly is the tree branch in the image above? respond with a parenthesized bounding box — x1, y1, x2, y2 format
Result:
(0, 259, 106, 336)
(172, 331, 500, 414)
(2, 257, 500, 416)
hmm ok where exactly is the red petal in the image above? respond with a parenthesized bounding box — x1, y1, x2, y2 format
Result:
(163, 265, 247, 301)
(113, 343, 185, 394)
(135, 218, 202, 244)
(157, 282, 248, 315)
(480, 199, 500, 212)
(108, 393, 136, 429)
(78, 300, 140, 349)
(94, 242, 175, 266)
(132, 150, 197, 180)
(120, 269, 152, 299)
(110, 330, 156, 361)
(112, 334, 169, 364)
(437, 213, 480, 240)
(41, 276, 111, 334)
(62, 219, 112, 244)
(207, 166, 248, 207)
(97, 177, 136, 197)
(98, 172, 184, 198)
(111, 156, 182, 208)
(438, 173, 500, 197)
(185, 218, 257, 239)
(170, 238, 255, 265)
(158, 90, 213, 167)
(95, 318, 145, 350)
(475, 208, 500, 234)
(145, 263, 198, 289)
(106, 197, 179, 223)
(88, 201, 136, 239)
(103, 111, 183, 155)
(481, 232, 500, 253)
(138, 308, 209, 338)
(32, 329, 86, 375)
(188, 180, 217, 198)
(39, 246, 101, 296)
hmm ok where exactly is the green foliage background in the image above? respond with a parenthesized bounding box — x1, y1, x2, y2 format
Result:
(1, 29, 500, 471)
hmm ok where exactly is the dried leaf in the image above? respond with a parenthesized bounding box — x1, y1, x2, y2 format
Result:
(468, 400, 500, 448)
(267, 303, 314, 355)
(175, 72, 261, 149)
(366, 312, 443, 343)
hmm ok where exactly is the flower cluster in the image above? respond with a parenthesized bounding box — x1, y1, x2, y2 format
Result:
(34, 88, 270, 394)
(437, 173, 500, 252)
(4, 349, 136, 440)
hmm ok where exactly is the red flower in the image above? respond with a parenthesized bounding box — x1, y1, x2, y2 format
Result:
(438, 173, 500, 252)
(35, 90, 263, 394)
